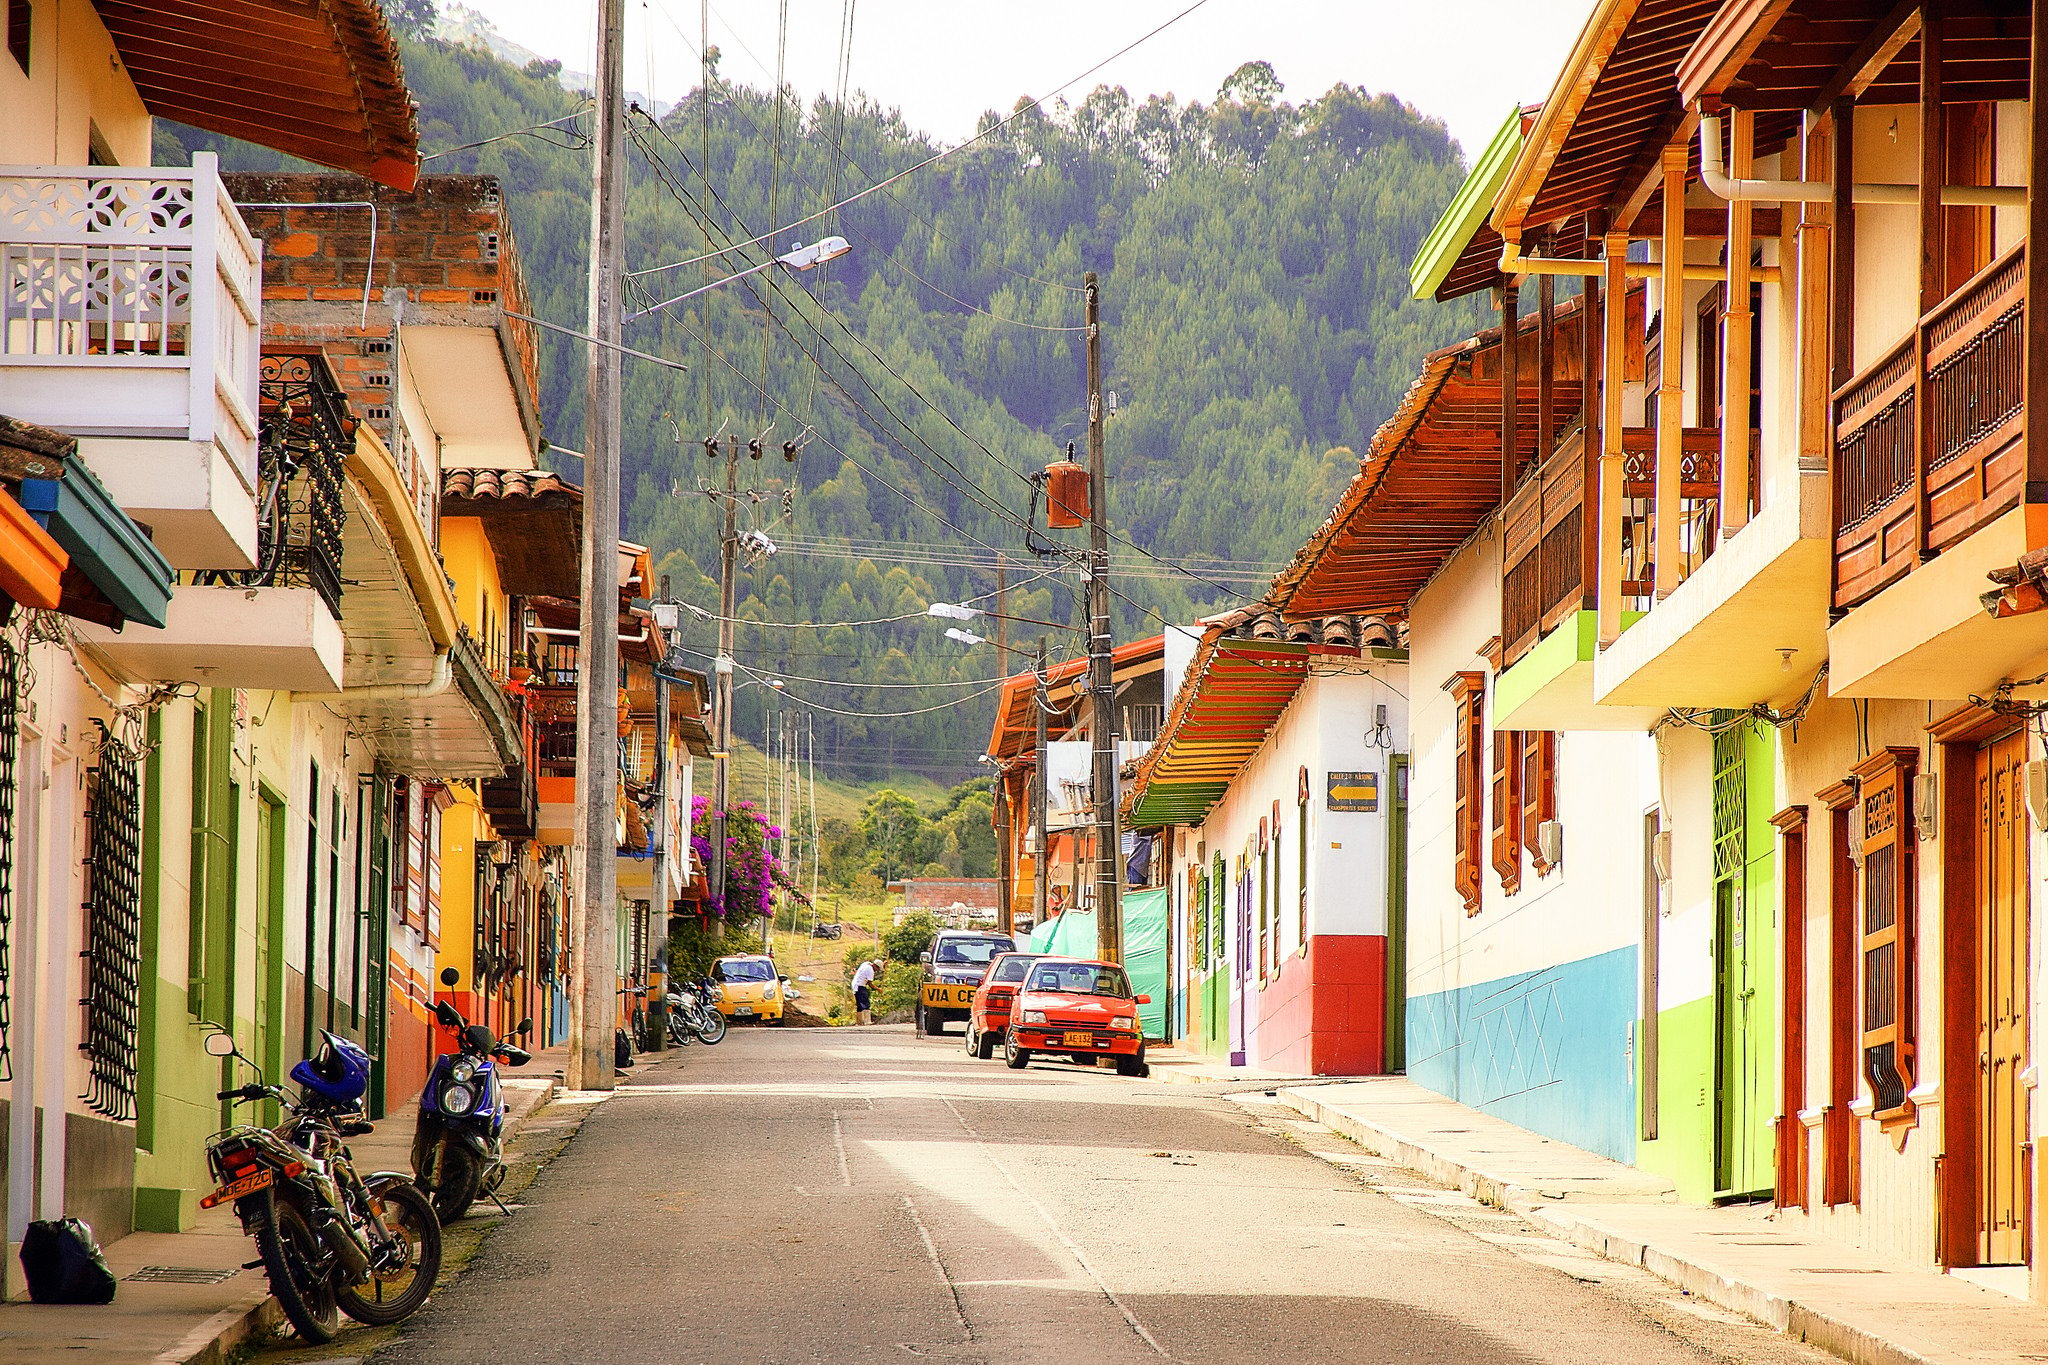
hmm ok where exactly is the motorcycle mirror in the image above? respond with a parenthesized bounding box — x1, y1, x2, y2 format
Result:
(202, 1031, 239, 1059)
(518, 1017, 533, 1036)
(440, 966, 460, 987)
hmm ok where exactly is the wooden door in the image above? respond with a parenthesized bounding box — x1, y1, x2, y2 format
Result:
(1978, 730, 2030, 1263)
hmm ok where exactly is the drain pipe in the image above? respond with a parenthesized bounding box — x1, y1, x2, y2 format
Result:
(292, 647, 453, 703)
(1698, 113, 2023, 207)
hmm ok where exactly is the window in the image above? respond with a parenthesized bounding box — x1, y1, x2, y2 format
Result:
(1446, 673, 1485, 914)
(82, 721, 143, 1122)
(1522, 732, 1559, 874)
(8, 0, 30, 75)
(1853, 747, 1918, 1127)
(1210, 853, 1227, 964)
(1256, 819, 1269, 981)
(1297, 784, 1309, 951)
(1491, 725, 1524, 893)
(1191, 866, 1208, 972)
(1269, 800, 1283, 971)
(1819, 780, 1861, 1205)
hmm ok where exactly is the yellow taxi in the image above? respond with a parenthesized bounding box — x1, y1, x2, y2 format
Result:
(710, 955, 786, 1024)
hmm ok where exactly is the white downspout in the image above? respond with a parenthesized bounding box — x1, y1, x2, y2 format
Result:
(292, 646, 454, 703)
(1698, 113, 2024, 207)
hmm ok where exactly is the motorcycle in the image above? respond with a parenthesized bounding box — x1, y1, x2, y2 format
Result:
(199, 1030, 441, 1344)
(665, 975, 727, 1046)
(412, 966, 532, 1224)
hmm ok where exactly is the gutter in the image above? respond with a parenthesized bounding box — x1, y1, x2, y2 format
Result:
(1498, 239, 1779, 283)
(1698, 113, 2023, 207)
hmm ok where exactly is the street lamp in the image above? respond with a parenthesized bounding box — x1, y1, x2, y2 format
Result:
(926, 600, 1071, 633)
(628, 236, 852, 322)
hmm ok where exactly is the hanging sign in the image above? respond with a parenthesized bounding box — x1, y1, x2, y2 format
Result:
(1327, 771, 1380, 812)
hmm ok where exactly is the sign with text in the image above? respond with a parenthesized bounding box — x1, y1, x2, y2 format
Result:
(1326, 771, 1379, 812)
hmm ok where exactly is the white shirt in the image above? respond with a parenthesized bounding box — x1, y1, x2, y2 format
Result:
(851, 962, 877, 992)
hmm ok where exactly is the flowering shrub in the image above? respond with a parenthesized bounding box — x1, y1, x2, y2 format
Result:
(691, 795, 789, 919)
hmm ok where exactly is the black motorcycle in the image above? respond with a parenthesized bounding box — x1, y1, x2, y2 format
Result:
(411, 966, 532, 1223)
(199, 1031, 440, 1343)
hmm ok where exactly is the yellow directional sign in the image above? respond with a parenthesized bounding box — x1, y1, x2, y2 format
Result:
(1327, 771, 1379, 812)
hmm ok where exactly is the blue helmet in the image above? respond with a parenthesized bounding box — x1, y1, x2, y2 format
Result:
(290, 1031, 373, 1105)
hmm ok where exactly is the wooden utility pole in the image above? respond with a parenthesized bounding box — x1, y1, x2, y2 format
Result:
(710, 437, 739, 931)
(568, 0, 625, 1092)
(647, 587, 671, 1053)
(1084, 272, 1122, 961)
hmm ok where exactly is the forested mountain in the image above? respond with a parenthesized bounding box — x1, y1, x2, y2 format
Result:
(160, 18, 1485, 782)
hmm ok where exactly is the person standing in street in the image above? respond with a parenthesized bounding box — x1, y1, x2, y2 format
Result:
(850, 957, 880, 1026)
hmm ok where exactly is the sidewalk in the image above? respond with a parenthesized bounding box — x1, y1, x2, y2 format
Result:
(0, 1047, 568, 1365)
(1144, 1044, 1312, 1087)
(1277, 1078, 2048, 1365)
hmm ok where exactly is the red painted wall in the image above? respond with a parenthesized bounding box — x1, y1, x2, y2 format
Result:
(1252, 934, 1386, 1076)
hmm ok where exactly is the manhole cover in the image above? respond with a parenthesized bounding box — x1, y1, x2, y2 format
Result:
(125, 1265, 240, 1285)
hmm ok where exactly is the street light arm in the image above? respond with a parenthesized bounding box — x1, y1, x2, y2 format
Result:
(627, 237, 852, 323)
(926, 601, 1077, 633)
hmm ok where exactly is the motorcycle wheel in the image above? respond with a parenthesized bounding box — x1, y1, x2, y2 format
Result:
(251, 1192, 341, 1344)
(336, 1177, 442, 1325)
(432, 1138, 483, 1224)
(694, 1009, 727, 1045)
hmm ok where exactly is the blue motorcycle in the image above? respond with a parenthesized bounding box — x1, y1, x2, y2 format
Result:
(411, 967, 532, 1222)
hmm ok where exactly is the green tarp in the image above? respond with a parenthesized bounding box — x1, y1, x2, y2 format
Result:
(1022, 888, 1168, 1039)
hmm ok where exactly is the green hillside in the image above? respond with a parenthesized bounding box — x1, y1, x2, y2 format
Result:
(159, 19, 1485, 784)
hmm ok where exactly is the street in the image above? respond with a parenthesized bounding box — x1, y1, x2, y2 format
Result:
(355, 1026, 1834, 1365)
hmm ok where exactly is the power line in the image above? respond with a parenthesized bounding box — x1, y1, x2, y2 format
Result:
(626, 0, 1216, 281)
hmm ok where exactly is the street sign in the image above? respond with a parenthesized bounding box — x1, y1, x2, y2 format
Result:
(1327, 771, 1379, 812)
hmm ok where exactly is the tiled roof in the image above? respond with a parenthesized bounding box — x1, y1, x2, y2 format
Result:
(443, 468, 581, 504)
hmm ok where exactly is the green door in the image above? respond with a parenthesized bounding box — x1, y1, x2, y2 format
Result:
(1385, 755, 1409, 1072)
(1712, 719, 1776, 1198)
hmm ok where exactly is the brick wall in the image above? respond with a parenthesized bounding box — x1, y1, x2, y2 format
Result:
(222, 172, 541, 436)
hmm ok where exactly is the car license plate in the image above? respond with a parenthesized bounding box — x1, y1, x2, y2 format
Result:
(736, 1006, 754, 1016)
(1062, 1031, 1095, 1047)
(200, 1167, 273, 1209)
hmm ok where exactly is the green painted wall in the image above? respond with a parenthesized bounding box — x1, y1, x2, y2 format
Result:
(1637, 996, 1716, 1202)
(1197, 969, 1230, 1057)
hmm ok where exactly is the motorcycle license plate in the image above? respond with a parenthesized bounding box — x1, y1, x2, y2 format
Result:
(1062, 1031, 1096, 1047)
(200, 1167, 273, 1209)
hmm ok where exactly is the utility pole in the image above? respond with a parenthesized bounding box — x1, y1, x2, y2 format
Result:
(568, 0, 625, 1092)
(1033, 635, 1050, 931)
(711, 437, 739, 930)
(993, 555, 1012, 934)
(646, 574, 672, 1053)
(1084, 271, 1122, 961)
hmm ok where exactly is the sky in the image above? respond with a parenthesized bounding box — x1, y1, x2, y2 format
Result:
(456, 0, 1597, 162)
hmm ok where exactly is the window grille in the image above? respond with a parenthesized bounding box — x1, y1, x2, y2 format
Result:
(82, 721, 143, 1121)
(1711, 717, 1747, 881)
(0, 636, 18, 1081)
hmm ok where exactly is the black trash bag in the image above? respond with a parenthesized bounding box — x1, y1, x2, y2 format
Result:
(614, 1028, 634, 1069)
(19, 1218, 117, 1304)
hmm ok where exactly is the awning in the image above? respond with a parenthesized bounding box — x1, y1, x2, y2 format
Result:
(1125, 611, 1389, 828)
(0, 490, 67, 612)
(441, 467, 582, 598)
(18, 460, 173, 628)
(94, 0, 419, 190)
(1269, 299, 1591, 620)
(1410, 105, 1534, 303)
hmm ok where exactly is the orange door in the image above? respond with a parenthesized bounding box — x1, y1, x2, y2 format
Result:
(1979, 730, 2030, 1264)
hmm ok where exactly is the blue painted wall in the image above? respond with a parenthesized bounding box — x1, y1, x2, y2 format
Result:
(1405, 943, 1639, 1163)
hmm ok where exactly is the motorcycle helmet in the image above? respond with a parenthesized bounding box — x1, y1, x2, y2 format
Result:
(290, 1030, 373, 1104)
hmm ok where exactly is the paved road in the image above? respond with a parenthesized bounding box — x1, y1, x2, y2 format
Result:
(369, 1025, 1833, 1365)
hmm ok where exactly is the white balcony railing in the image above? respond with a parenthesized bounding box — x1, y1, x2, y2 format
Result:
(0, 152, 260, 483)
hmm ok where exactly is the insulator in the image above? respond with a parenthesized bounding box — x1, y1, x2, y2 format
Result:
(747, 440, 764, 460)
(781, 440, 799, 462)
(702, 438, 721, 459)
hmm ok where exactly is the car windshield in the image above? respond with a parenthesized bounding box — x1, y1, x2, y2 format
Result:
(717, 959, 775, 982)
(1029, 964, 1131, 998)
(990, 955, 1040, 984)
(934, 936, 1013, 966)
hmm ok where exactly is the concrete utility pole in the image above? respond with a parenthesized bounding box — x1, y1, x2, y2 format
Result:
(711, 437, 739, 930)
(993, 555, 1012, 933)
(1033, 635, 1050, 931)
(1084, 272, 1122, 961)
(568, 0, 626, 1092)
(647, 595, 671, 1054)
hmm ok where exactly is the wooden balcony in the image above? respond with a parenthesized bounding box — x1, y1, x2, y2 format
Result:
(1501, 425, 1725, 670)
(1501, 428, 1587, 668)
(1833, 244, 2026, 611)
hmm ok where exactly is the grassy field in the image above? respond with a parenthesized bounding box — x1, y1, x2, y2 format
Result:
(764, 894, 893, 1023)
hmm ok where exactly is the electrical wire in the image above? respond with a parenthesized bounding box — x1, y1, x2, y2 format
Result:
(666, 568, 1056, 630)
(763, 678, 1015, 720)
(420, 107, 594, 161)
(668, 642, 1030, 689)
(626, 0, 1216, 281)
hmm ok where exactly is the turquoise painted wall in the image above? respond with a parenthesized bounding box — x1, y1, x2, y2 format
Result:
(1406, 943, 1639, 1163)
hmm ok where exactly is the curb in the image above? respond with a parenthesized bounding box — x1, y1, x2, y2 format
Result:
(1275, 1087, 1936, 1365)
(159, 1074, 567, 1364)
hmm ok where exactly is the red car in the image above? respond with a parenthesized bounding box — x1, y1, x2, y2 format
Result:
(1002, 957, 1150, 1077)
(964, 952, 1044, 1060)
